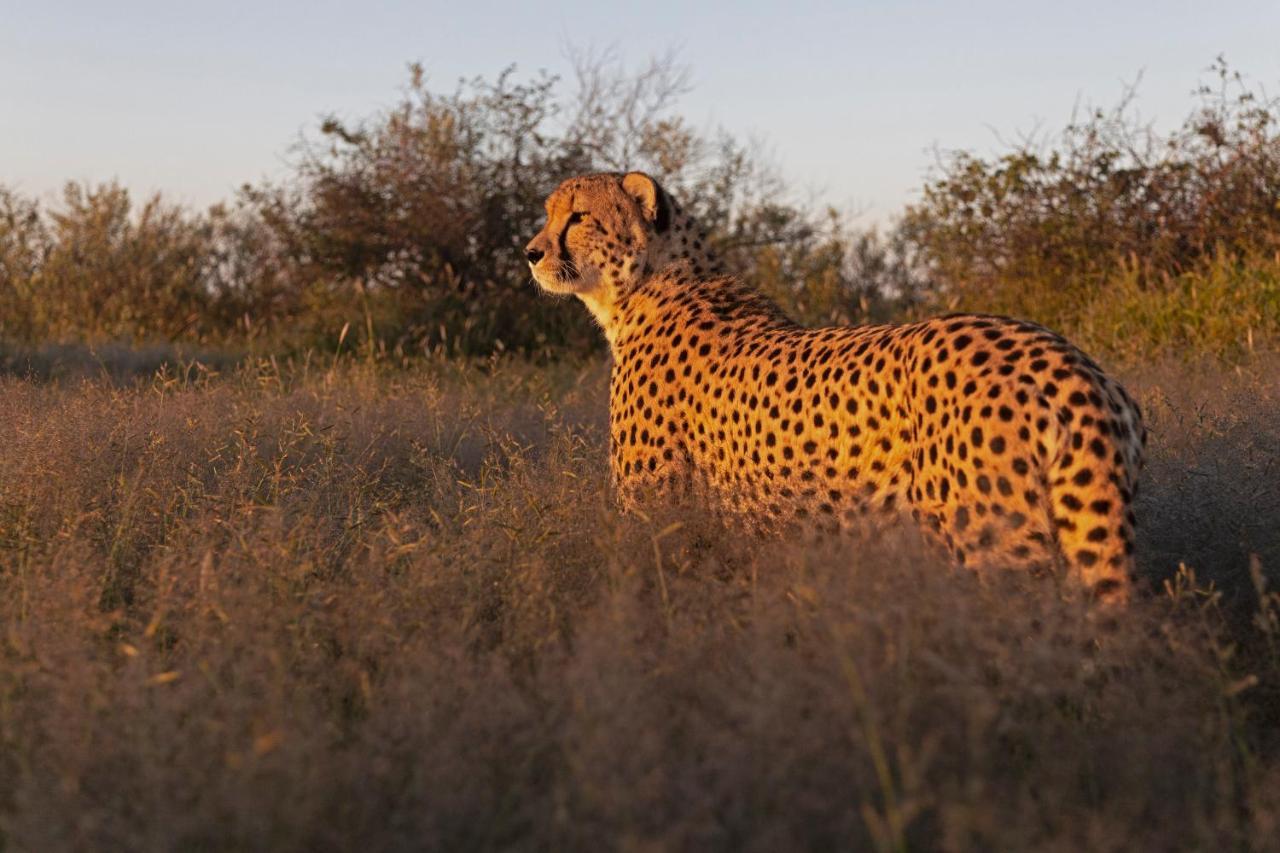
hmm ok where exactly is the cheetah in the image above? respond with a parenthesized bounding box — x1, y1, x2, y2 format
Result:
(525, 172, 1146, 604)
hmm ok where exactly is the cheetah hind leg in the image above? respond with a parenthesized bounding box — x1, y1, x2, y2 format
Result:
(1046, 462, 1137, 607)
(922, 496, 1063, 582)
(911, 472, 1132, 605)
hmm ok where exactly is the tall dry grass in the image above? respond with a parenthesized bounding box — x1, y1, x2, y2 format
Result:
(1, 356, 1279, 851)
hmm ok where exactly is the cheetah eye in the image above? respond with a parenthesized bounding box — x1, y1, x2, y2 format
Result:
(567, 211, 587, 226)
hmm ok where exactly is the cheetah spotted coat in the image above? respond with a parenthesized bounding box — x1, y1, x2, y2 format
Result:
(526, 172, 1146, 603)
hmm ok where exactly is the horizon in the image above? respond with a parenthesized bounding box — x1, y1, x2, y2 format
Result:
(3, 2, 1279, 225)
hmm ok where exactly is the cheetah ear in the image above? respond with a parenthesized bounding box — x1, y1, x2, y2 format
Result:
(622, 172, 670, 233)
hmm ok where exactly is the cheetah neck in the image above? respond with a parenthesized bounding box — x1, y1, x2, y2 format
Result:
(590, 212, 724, 348)
(609, 269, 793, 359)
(659, 212, 722, 277)
(578, 288, 621, 345)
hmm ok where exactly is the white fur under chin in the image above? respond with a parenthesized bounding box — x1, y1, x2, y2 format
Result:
(576, 289, 619, 344)
(531, 264, 618, 345)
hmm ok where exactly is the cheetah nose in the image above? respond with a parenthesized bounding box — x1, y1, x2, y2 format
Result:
(525, 246, 544, 265)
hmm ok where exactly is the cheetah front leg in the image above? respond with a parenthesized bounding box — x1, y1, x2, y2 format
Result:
(609, 431, 695, 517)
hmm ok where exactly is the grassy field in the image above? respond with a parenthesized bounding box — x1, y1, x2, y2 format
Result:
(2, 351, 1280, 851)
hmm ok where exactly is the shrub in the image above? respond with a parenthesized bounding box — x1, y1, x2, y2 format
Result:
(243, 55, 898, 356)
(902, 57, 1280, 341)
(1072, 251, 1280, 361)
(4, 56, 1277, 361)
(0, 183, 286, 347)
(3, 55, 895, 356)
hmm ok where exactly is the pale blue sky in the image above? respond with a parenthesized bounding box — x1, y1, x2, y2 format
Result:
(2, 1, 1277, 223)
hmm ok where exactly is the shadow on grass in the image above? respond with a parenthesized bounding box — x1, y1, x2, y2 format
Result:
(0, 340, 243, 384)
(1126, 358, 1280, 609)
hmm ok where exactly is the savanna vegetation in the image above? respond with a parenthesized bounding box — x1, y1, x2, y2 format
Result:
(3, 54, 1280, 851)
(1, 357, 1279, 850)
(3, 56, 1278, 362)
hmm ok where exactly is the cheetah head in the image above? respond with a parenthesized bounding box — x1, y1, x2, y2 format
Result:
(525, 172, 677, 332)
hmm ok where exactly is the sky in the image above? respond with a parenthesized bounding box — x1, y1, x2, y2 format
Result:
(3, 1, 1278, 225)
